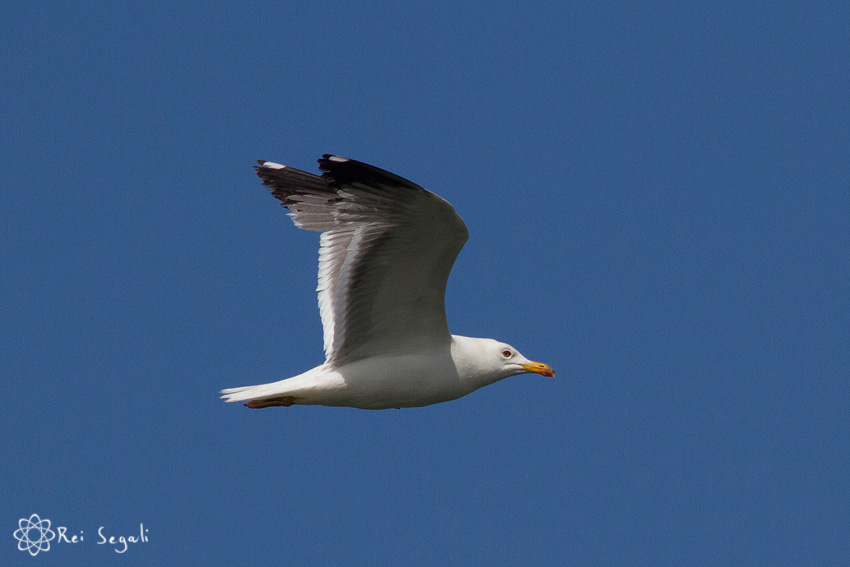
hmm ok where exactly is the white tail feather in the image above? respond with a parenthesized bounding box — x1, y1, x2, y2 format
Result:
(220, 366, 331, 404)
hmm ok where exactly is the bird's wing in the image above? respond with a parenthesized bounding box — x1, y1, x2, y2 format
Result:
(255, 155, 469, 367)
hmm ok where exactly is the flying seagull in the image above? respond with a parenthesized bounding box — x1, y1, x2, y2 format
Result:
(221, 155, 554, 409)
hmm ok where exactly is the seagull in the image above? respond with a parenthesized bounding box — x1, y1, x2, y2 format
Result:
(221, 155, 554, 410)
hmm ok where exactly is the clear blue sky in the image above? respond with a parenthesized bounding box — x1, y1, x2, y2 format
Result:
(2, 1, 848, 565)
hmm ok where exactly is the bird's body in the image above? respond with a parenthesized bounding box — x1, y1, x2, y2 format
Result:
(221, 155, 554, 410)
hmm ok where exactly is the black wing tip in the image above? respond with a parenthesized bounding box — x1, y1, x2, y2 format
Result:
(254, 161, 282, 186)
(253, 158, 330, 203)
(253, 155, 423, 197)
(255, 160, 286, 169)
(320, 153, 349, 162)
(317, 154, 422, 191)
(317, 154, 351, 173)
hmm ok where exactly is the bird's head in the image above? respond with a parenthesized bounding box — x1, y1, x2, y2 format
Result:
(494, 342, 555, 379)
(453, 336, 555, 385)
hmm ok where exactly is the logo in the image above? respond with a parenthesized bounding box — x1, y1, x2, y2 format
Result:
(13, 514, 56, 556)
(12, 514, 150, 555)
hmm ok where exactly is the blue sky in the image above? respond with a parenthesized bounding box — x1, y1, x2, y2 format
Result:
(2, 1, 849, 564)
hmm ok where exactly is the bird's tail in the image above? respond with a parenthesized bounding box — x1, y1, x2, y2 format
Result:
(220, 367, 328, 408)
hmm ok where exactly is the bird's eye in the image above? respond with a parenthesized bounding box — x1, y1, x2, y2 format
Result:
(502, 350, 512, 358)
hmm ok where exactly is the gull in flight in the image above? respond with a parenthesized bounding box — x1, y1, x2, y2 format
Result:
(221, 155, 554, 410)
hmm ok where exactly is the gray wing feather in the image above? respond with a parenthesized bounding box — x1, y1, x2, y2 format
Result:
(255, 155, 469, 367)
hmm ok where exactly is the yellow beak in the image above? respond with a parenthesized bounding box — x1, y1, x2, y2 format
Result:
(521, 361, 555, 377)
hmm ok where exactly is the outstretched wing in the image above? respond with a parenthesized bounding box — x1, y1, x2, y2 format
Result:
(256, 155, 469, 367)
